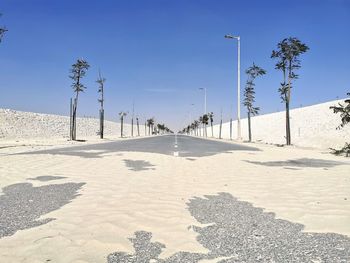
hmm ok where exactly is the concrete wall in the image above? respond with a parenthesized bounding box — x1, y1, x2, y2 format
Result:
(0, 109, 148, 140)
(199, 99, 350, 149)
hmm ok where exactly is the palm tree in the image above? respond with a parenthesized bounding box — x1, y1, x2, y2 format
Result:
(147, 118, 155, 135)
(69, 59, 90, 140)
(244, 63, 266, 142)
(150, 118, 155, 134)
(97, 71, 106, 139)
(157, 123, 166, 134)
(208, 112, 214, 137)
(271, 37, 309, 145)
(0, 13, 7, 43)
(330, 93, 350, 156)
(201, 114, 209, 137)
(199, 116, 203, 136)
(194, 120, 200, 136)
(119, 111, 128, 138)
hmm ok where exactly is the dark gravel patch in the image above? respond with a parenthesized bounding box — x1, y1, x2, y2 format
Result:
(0, 182, 85, 238)
(108, 192, 350, 262)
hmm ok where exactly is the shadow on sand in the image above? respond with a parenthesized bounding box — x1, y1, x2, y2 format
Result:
(123, 159, 156, 171)
(0, 181, 85, 238)
(244, 158, 348, 168)
(28, 175, 67, 181)
(108, 192, 350, 262)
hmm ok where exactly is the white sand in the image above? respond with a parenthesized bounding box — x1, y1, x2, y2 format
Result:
(201, 99, 350, 149)
(0, 137, 349, 262)
(0, 108, 145, 141)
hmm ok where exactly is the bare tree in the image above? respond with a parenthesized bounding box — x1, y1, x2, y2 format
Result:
(69, 59, 90, 140)
(97, 71, 105, 139)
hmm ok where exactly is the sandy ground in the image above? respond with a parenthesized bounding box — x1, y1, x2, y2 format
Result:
(0, 136, 349, 262)
(200, 99, 350, 149)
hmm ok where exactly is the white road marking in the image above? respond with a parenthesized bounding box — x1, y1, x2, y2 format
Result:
(174, 134, 179, 156)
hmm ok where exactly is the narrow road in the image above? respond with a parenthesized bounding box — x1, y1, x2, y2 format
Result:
(26, 134, 259, 158)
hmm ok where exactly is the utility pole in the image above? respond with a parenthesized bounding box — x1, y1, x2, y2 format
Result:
(131, 100, 134, 137)
(225, 34, 241, 140)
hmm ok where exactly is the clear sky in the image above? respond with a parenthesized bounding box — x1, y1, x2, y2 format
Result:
(0, 0, 349, 130)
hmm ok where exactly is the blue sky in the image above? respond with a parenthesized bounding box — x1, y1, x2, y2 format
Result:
(0, 0, 349, 130)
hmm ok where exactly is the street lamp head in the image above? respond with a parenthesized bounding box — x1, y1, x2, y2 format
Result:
(225, 34, 239, 40)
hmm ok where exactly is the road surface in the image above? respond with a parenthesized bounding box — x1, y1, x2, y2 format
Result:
(25, 134, 259, 158)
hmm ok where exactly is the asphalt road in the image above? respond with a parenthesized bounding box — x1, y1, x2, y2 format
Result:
(26, 134, 259, 158)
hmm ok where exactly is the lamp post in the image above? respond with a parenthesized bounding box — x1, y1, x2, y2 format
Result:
(225, 34, 241, 140)
(199, 88, 207, 114)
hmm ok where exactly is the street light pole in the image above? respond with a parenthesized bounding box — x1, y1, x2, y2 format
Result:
(225, 34, 241, 140)
(199, 88, 207, 114)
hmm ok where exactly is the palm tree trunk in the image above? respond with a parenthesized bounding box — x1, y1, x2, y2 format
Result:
(219, 119, 222, 139)
(230, 118, 232, 140)
(100, 109, 104, 139)
(248, 110, 252, 142)
(72, 98, 78, 140)
(137, 119, 140, 136)
(286, 100, 291, 145)
(211, 121, 213, 137)
(69, 98, 73, 140)
(285, 64, 292, 145)
(72, 78, 80, 141)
